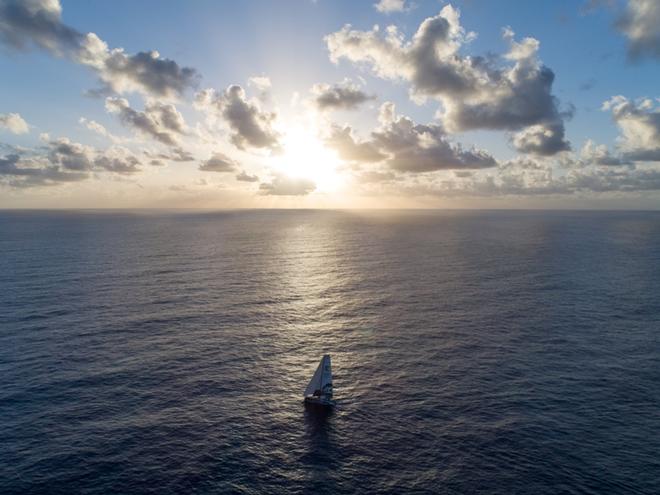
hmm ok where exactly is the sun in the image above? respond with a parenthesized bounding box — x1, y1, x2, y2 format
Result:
(271, 125, 344, 193)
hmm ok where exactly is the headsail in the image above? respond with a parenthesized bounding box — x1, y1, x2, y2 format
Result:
(304, 354, 333, 398)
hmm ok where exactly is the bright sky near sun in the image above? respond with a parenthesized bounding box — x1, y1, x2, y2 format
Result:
(0, 0, 659, 208)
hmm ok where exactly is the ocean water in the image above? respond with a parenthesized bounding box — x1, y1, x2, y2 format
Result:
(1, 209, 659, 494)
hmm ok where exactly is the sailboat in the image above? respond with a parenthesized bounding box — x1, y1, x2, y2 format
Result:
(304, 354, 335, 407)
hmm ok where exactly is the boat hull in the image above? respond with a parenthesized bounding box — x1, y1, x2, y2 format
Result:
(304, 396, 336, 407)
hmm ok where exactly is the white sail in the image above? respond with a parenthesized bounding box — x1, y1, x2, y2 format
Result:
(304, 354, 333, 397)
(321, 355, 333, 397)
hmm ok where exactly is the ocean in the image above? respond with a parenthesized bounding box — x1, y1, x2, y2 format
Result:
(1, 209, 659, 494)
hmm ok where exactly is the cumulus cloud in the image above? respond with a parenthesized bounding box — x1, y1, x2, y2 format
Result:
(105, 97, 186, 146)
(47, 137, 94, 171)
(259, 174, 316, 195)
(616, 0, 660, 60)
(372, 103, 498, 172)
(374, 0, 410, 14)
(0, 112, 29, 134)
(326, 6, 480, 98)
(81, 39, 199, 98)
(0, 0, 81, 54)
(0, 0, 198, 98)
(350, 140, 660, 197)
(324, 124, 387, 163)
(511, 122, 570, 156)
(44, 137, 142, 175)
(0, 153, 87, 187)
(194, 85, 281, 151)
(312, 80, 374, 110)
(443, 27, 567, 136)
(603, 96, 660, 161)
(379, 159, 660, 198)
(325, 5, 569, 154)
(0, 137, 143, 188)
(93, 148, 141, 175)
(325, 102, 497, 172)
(199, 152, 238, 172)
(236, 170, 259, 182)
(579, 139, 632, 166)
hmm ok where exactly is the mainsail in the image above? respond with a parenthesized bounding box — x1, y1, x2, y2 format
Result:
(304, 354, 333, 398)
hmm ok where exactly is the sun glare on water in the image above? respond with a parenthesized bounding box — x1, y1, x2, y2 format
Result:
(272, 125, 344, 193)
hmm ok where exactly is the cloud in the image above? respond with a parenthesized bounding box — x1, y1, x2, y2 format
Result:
(603, 95, 660, 161)
(82, 40, 199, 98)
(0, 153, 88, 187)
(78, 117, 123, 143)
(46, 137, 94, 170)
(539, 166, 660, 194)
(382, 159, 660, 198)
(326, 6, 480, 98)
(0, 112, 29, 134)
(259, 174, 316, 195)
(324, 102, 497, 172)
(199, 152, 238, 172)
(441, 27, 566, 136)
(324, 124, 387, 163)
(325, 6, 569, 154)
(147, 147, 195, 163)
(0, 0, 81, 54)
(194, 85, 281, 151)
(105, 97, 186, 146)
(93, 148, 141, 175)
(355, 169, 397, 183)
(312, 80, 375, 110)
(45, 137, 143, 175)
(374, 0, 410, 14)
(579, 139, 633, 166)
(511, 123, 570, 156)
(0, 137, 143, 187)
(248, 76, 272, 92)
(616, 0, 660, 60)
(236, 170, 259, 182)
(0, 0, 198, 98)
(373, 103, 498, 172)
(499, 157, 548, 171)
(79, 117, 110, 137)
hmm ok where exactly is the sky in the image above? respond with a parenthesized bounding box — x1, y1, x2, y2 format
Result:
(0, 0, 659, 209)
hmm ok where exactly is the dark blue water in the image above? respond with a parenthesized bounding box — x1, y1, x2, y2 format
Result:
(1, 210, 659, 494)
